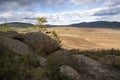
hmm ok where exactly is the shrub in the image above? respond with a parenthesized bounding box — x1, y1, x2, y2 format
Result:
(0, 23, 10, 32)
(113, 59, 120, 70)
(46, 52, 68, 80)
(50, 30, 62, 45)
(0, 52, 45, 80)
(70, 48, 120, 70)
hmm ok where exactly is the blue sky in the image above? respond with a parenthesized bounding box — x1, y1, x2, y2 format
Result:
(0, 0, 120, 25)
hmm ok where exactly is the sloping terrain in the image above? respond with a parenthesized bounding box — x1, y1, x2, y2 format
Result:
(0, 22, 35, 28)
(48, 27, 120, 50)
(0, 30, 120, 80)
(70, 21, 120, 28)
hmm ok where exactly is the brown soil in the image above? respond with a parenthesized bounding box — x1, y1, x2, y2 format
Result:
(48, 27, 120, 50)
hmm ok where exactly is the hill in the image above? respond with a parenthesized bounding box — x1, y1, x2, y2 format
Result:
(70, 21, 120, 28)
(1, 21, 120, 28)
(0, 22, 35, 28)
(0, 31, 120, 80)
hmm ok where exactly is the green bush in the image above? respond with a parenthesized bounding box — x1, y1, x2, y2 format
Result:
(0, 52, 45, 80)
(1, 48, 120, 80)
(82, 49, 120, 60)
(69, 48, 120, 70)
(0, 23, 10, 32)
(46, 52, 68, 80)
(113, 60, 120, 70)
(50, 30, 62, 46)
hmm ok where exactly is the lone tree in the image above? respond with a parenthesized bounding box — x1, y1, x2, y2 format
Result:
(35, 17, 47, 33)
(35, 17, 62, 45)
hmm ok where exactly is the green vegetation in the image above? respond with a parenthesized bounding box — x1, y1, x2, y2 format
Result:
(70, 48, 120, 70)
(0, 51, 67, 80)
(35, 17, 47, 33)
(35, 17, 62, 46)
(51, 30, 62, 45)
(0, 49, 120, 80)
(0, 52, 46, 80)
(46, 52, 68, 80)
(0, 20, 11, 32)
(84, 49, 120, 70)
(79, 48, 120, 60)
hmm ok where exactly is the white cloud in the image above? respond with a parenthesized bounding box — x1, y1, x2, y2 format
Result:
(93, 6, 120, 16)
(103, 0, 120, 6)
(0, 6, 120, 25)
(0, 0, 65, 12)
(69, 0, 101, 6)
(46, 7, 120, 25)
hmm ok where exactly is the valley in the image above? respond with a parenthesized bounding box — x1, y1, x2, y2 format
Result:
(48, 27, 120, 50)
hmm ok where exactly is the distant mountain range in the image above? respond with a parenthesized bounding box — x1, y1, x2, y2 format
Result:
(70, 21, 120, 28)
(0, 22, 35, 28)
(0, 21, 120, 28)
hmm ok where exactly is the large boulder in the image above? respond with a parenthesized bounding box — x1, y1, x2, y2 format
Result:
(59, 65, 81, 80)
(39, 56, 48, 67)
(100, 55, 120, 65)
(24, 32, 60, 54)
(67, 55, 119, 80)
(0, 36, 31, 55)
(0, 31, 19, 38)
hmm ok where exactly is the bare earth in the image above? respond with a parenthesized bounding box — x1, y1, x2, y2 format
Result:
(48, 27, 120, 50)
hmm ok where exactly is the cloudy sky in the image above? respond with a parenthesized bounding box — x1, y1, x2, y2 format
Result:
(0, 0, 120, 25)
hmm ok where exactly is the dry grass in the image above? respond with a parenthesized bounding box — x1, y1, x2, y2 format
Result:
(11, 26, 120, 50)
(48, 27, 120, 50)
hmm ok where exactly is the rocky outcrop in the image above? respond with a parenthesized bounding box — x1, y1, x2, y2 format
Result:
(0, 36, 31, 55)
(67, 55, 119, 80)
(59, 65, 81, 80)
(0, 31, 60, 55)
(39, 56, 48, 67)
(0, 31, 120, 80)
(24, 32, 60, 54)
(100, 55, 120, 65)
(0, 31, 19, 38)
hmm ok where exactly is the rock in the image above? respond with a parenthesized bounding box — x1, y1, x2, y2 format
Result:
(59, 65, 81, 80)
(0, 31, 25, 42)
(0, 36, 31, 55)
(13, 33, 25, 42)
(100, 55, 120, 64)
(41, 77, 50, 80)
(24, 32, 60, 54)
(39, 56, 48, 67)
(67, 55, 119, 80)
(0, 31, 19, 38)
